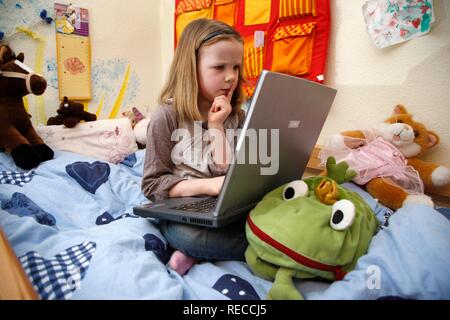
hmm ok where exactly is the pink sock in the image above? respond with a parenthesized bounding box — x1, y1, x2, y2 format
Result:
(168, 250, 198, 275)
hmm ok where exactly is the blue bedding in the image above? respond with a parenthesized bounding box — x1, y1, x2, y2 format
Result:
(1, 150, 449, 300)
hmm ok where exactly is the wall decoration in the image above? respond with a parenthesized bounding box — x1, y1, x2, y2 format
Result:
(174, 0, 332, 97)
(362, 0, 434, 48)
(54, 2, 92, 100)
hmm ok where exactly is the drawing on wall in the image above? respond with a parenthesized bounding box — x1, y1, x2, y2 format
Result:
(45, 58, 58, 89)
(91, 59, 140, 119)
(1, 0, 142, 125)
(362, 0, 435, 48)
(0, 0, 54, 40)
(64, 56, 85, 75)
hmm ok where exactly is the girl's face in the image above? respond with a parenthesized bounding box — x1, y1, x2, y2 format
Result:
(196, 38, 243, 108)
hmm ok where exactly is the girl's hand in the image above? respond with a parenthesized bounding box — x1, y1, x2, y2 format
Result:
(208, 91, 233, 128)
(169, 176, 226, 198)
(207, 176, 225, 196)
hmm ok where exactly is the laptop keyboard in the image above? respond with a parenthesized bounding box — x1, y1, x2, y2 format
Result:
(171, 198, 218, 213)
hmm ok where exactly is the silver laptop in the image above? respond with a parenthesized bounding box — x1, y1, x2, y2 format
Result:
(133, 70, 337, 227)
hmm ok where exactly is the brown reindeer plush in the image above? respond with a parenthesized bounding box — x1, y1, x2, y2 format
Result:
(47, 96, 97, 128)
(0, 44, 53, 169)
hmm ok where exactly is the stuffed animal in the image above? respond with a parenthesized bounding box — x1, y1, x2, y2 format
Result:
(47, 96, 97, 128)
(122, 106, 144, 128)
(321, 105, 450, 209)
(121, 106, 150, 148)
(0, 45, 54, 170)
(133, 118, 150, 147)
(245, 157, 379, 300)
(0, 44, 20, 65)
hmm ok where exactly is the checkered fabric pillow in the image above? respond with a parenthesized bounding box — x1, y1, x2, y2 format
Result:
(19, 241, 97, 300)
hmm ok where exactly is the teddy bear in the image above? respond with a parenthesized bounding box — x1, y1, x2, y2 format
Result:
(47, 96, 97, 128)
(121, 106, 150, 148)
(321, 104, 450, 209)
(0, 44, 54, 170)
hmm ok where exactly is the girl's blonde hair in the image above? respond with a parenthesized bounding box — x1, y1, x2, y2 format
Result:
(158, 19, 245, 124)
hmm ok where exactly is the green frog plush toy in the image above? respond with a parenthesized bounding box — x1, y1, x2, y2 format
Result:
(245, 157, 379, 300)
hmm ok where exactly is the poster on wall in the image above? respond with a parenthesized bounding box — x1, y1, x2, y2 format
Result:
(362, 0, 435, 48)
(54, 2, 92, 100)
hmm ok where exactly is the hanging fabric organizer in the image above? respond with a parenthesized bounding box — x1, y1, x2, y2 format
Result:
(174, 0, 331, 98)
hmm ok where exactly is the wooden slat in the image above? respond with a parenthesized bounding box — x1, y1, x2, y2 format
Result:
(0, 227, 38, 300)
(306, 146, 323, 172)
(307, 146, 450, 199)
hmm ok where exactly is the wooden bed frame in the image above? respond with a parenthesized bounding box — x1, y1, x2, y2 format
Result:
(0, 227, 38, 299)
(1, 146, 449, 300)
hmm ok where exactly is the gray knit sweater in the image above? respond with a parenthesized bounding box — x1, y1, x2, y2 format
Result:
(141, 103, 244, 201)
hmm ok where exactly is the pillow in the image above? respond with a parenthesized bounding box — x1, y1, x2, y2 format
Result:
(36, 118, 139, 163)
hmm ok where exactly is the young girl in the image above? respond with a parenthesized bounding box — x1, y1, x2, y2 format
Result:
(141, 19, 247, 275)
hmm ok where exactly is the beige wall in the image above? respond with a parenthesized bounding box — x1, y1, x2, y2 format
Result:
(160, 0, 175, 84)
(321, 0, 450, 164)
(89, 0, 164, 112)
(158, 0, 450, 164)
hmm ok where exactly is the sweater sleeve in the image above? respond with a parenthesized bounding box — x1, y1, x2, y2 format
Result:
(141, 105, 186, 201)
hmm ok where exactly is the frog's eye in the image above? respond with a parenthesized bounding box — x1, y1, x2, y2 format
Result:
(283, 180, 308, 201)
(330, 199, 355, 230)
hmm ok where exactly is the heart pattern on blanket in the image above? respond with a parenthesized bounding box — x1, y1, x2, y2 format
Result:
(66, 161, 111, 194)
(143, 233, 169, 264)
(0, 170, 36, 187)
(95, 211, 138, 225)
(120, 153, 137, 167)
(213, 274, 260, 300)
(1, 192, 56, 226)
(436, 207, 450, 220)
(19, 241, 96, 300)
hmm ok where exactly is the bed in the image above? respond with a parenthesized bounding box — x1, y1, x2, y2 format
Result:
(1, 123, 449, 300)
